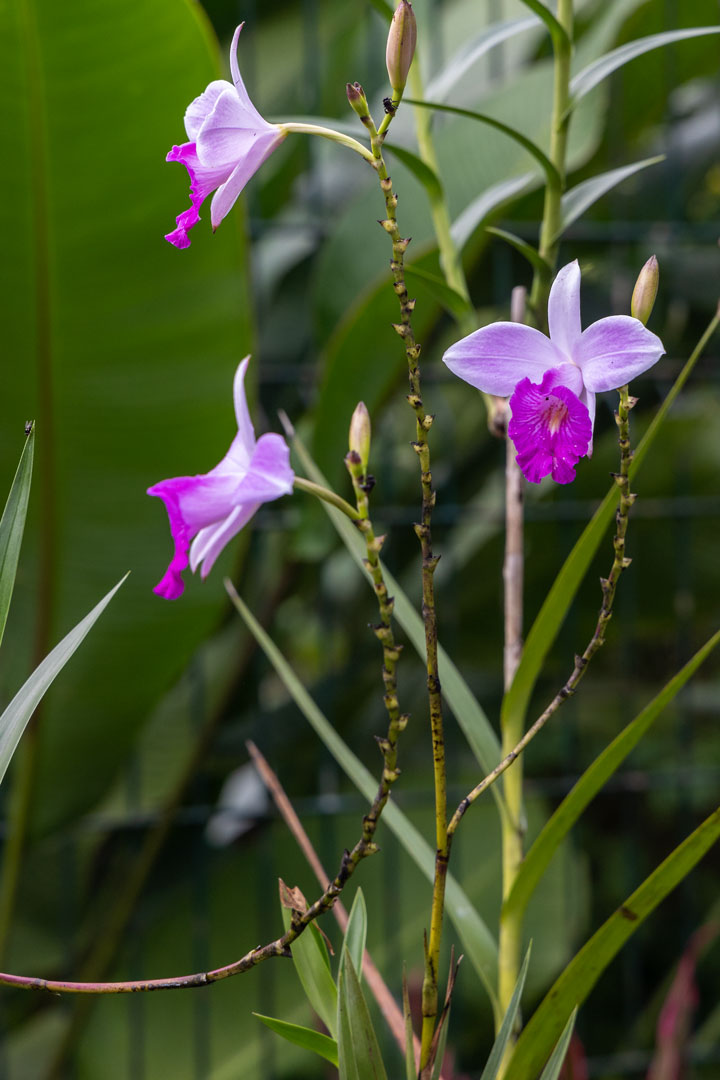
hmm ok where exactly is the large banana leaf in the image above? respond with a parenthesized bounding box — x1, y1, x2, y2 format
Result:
(0, 0, 253, 833)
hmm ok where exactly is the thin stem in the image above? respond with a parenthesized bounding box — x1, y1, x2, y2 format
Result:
(278, 121, 375, 164)
(497, 0, 573, 1049)
(360, 102, 448, 1071)
(246, 740, 424, 1070)
(293, 475, 360, 520)
(449, 386, 637, 838)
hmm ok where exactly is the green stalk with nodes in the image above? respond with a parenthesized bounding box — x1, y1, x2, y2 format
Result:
(347, 8, 451, 1069)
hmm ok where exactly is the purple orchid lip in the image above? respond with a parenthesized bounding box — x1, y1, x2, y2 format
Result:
(442, 260, 665, 483)
(147, 357, 294, 599)
(165, 25, 286, 249)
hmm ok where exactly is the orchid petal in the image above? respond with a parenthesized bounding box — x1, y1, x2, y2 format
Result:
(547, 259, 582, 358)
(196, 87, 278, 168)
(229, 24, 258, 116)
(164, 142, 235, 248)
(442, 322, 564, 396)
(184, 80, 231, 141)
(190, 502, 259, 576)
(209, 131, 284, 228)
(575, 315, 665, 392)
(509, 370, 592, 485)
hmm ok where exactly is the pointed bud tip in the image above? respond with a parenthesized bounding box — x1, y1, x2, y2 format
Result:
(349, 402, 371, 469)
(386, 0, 417, 97)
(631, 255, 659, 325)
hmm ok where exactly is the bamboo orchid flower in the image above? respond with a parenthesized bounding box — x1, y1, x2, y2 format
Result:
(442, 260, 665, 484)
(148, 358, 294, 599)
(165, 24, 286, 249)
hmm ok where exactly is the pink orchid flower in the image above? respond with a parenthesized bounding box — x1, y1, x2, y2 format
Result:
(165, 24, 286, 249)
(148, 357, 294, 599)
(443, 260, 665, 484)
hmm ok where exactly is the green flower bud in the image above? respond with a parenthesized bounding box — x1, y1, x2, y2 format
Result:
(346, 81, 370, 121)
(631, 255, 659, 325)
(386, 1, 417, 97)
(348, 402, 371, 469)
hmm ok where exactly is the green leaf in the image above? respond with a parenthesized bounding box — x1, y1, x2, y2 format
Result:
(0, 576, 127, 787)
(538, 1009, 578, 1080)
(555, 155, 665, 239)
(517, 0, 570, 48)
(253, 1014, 339, 1067)
(280, 908, 338, 1038)
(507, 807, 720, 1080)
(405, 100, 560, 189)
(479, 945, 532, 1080)
(568, 26, 720, 109)
(451, 174, 534, 252)
(500, 308, 719, 748)
(484, 227, 550, 275)
(285, 433, 505, 813)
(431, 1005, 452, 1080)
(364, 0, 393, 22)
(227, 582, 500, 1011)
(505, 628, 720, 923)
(337, 949, 388, 1080)
(404, 264, 474, 322)
(426, 17, 540, 102)
(383, 143, 445, 203)
(0, 0, 252, 833)
(403, 971, 416, 1080)
(342, 889, 367, 981)
(0, 426, 34, 650)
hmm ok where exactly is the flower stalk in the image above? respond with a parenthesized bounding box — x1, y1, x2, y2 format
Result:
(358, 101, 448, 1070)
(498, 0, 573, 1048)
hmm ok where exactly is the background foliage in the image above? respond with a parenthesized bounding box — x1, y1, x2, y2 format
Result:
(0, 0, 718, 1076)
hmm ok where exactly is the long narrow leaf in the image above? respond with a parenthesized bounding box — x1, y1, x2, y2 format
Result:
(404, 264, 474, 322)
(506, 807, 720, 1080)
(505, 628, 720, 922)
(501, 308, 719, 749)
(538, 1009, 578, 1080)
(280, 908, 338, 1038)
(338, 950, 388, 1080)
(253, 1014, 339, 1067)
(484, 227, 550, 275)
(343, 888, 368, 981)
(405, 100, 559, 189)
(479, 944, 532, 1080)
(451, 174, 535, 252)
(283, 432, 505, 814)
(554, 156, 664, 240)
(226, 582, 500, 1010)
(426, 17, 540, 102)
(568, 27, 720, 109)
(384, 143, 445, 203)
(403, 971, 416, 1080)
(0, 425, 34, 649)
(517, 0, 570, 47)
(0, 575, 127, 786)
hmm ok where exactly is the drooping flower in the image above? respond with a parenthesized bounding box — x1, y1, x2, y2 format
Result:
(442, 260, 665, 484)
(148, 357, 294, 599)
(165, 24, 286, 249)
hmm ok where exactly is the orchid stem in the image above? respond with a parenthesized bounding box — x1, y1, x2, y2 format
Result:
(293, 475, 360, 520)
(497, 0, 574, 1058)
(450, 387, 637, 829)
(279, 121, 375, 165)
(358, 94, 448, 1072)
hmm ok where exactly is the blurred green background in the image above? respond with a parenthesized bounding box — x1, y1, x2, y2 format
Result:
(0, 0, 719, 1075)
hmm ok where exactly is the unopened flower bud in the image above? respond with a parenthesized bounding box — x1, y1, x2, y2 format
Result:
(346, 81, 369, 121)
(349, 402, 371, 470)
(631, 255, 659, 325)
(386, 1, 417, 98)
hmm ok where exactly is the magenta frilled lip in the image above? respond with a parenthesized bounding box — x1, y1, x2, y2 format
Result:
(165, 24, 286, 249)
(147, 358, 294, 599)
(442, 260, 665, 483)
